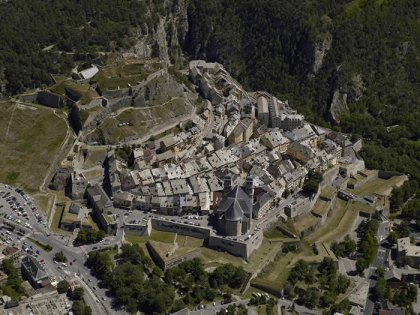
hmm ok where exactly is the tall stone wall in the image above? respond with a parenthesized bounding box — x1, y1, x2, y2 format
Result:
(320, 165, 340, 188)
(151, 218, 211, 239)
(353, 139, 363, 152)
(347, 171, 378, 189)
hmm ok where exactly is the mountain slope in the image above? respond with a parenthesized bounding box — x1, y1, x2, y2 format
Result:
(184, 0, 420, 179)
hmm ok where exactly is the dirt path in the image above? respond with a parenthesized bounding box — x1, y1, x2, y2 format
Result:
(3, 103, 17, 144)
(113, 96, 180, 117)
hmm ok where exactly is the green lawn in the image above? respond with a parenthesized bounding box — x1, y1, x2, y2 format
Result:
(0, 102, 67, 193)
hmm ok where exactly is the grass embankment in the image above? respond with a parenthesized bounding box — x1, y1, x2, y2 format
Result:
(0, 102, 67, 194)
(50, 205, 73, 235)
(350, 175, 407, 197)
(50, 80, 98, 105)
(33, 194, 53, 215)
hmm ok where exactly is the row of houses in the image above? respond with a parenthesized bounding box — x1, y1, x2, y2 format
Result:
(67, 61, 361, 237)
(100, 121, 353, 222)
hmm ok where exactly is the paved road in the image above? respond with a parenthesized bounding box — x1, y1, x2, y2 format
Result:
(363, 213, 390, 315)
(74, 274, 103, 315)
(0, 182, 125, 314)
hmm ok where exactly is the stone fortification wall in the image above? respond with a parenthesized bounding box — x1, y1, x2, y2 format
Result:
(320, 165, 340, 188)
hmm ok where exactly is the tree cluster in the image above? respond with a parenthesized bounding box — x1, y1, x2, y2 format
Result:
(302, 170, 324, 196)
(1, 259, 25, 301)
(355, 218, 380, 275)
(387, 220, 410, 245)
(249, 296, 276, 315)
(57, 280, 70, 294)
(115, 145, 133, 166)
(87, 245, 250, 314)
(374, 266, 418, 313)
(389, 180, 419, 212)
(402, 197, 420, 223)
(165, 260, 248, 310)
(0, 0, 164, 95)
(285, 257, 350, 309)
(71, 286, 92, 315)
(87, 244, 174, 314)
(77, 229, 105, 244)
(330, 234, 357, 258)
(210, 263, 249, 289)
(220, 303, 249, 315)
(54, 251, 68, 263)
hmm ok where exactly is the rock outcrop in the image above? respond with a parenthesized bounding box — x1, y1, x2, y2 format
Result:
(329, 73, 365, 123)
(312, 32, 332, 73)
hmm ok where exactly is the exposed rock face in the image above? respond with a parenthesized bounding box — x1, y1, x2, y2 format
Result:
(329, 90, 349, 124)
(329, 73, 365, 123)
(132, 73, 183, 107)
(125, 0, 189, 67)
(313, 33, 332, 73)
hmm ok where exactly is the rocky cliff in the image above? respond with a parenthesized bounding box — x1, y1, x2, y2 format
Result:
(328, 73, 365, 123)
(124, 0, 189, 68)
(312, 32, 332, 74)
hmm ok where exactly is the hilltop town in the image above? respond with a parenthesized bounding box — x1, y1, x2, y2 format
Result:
(61, 59, 368, 259)
(0, 58, 417, 315)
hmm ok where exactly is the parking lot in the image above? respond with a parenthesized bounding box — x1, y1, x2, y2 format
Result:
(0, 183, 50, 229)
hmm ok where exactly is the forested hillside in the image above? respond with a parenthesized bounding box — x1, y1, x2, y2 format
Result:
(1, 0, 420, 180)
(0, 0, 167, 94)
(185, 0, 420, 180)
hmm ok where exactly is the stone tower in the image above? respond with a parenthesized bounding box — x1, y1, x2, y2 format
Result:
(245, 176, 254, 200)
(224, 173, 232, 193)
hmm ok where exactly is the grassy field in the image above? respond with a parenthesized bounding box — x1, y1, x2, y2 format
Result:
(99, 99, 191, 143)
(294, 213, 322, 234)
(200, 247, 245, 268)
(312, 199, 330, 215)
(125, 231, 186, 263)
(196, 239, 281, 274)
(306, 199, 348, 244)
(0, 102, 67, 193)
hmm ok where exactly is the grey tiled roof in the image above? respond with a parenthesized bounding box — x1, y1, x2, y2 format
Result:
(218, 186, 251, 221)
